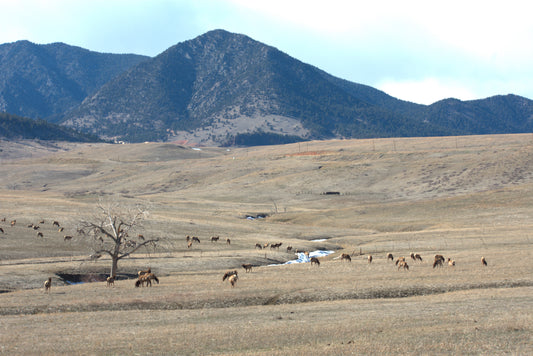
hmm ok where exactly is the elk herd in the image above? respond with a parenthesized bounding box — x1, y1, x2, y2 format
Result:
(0, 217, 72, 242)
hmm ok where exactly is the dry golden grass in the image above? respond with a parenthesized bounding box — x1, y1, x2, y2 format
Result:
(0, 134, 532, 354)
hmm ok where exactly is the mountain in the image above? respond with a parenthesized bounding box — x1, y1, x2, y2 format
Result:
(2, 30, 533, 145)
(0, 40, 149, 121)
(60, 30, 453, 143)
(0, 112, 102, 142)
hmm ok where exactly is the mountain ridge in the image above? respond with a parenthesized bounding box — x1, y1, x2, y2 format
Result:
(1, 30, 533, 145)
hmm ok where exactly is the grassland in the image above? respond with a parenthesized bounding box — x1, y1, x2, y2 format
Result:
(0, 134, 532, 355)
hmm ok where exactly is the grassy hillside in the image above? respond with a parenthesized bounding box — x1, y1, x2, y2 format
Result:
(0, 135, 531, 354)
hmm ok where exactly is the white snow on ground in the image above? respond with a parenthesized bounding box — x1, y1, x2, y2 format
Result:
(268, 250, 334, 266)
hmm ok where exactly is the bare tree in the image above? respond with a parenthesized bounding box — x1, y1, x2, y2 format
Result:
(78, 199, 159, 277)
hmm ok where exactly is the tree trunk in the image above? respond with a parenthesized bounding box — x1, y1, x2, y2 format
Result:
(110, 256, 119, 277)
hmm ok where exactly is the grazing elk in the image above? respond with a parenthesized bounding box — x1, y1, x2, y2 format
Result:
(414, 253, 423, 262)
(0, 227, 4, 234)
(387, 253, 394, 261)
(64, 235, 73, 242)
(58, 227, 64, 232)
(433, 255, 445, 268)
(481, 256, 488, 266)
(395, 257, 406, 266)
(135, 273, 159, 287)
(44, 277, 52, 293)
(310, 257, 320, 266)
(187, 241, 193, 248)
(192, 236, 201, 244)
(340, 253, 351, 262)
(37, 232, 43, 238)
(53, 221, 60, 227)
(39, 220, 45, 224)
(106, 275, 115, 287)
(223, 270, 238, 281)
(286, 246, 293, 252)
(270, 242, 282, 250)
(242, 264, 253, 272)
(211, 236, 219, 243)
(226, 238, 231, 245)
(186, 235, 190, 242)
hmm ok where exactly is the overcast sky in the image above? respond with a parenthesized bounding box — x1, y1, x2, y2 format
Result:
(2, 0, 532, 104)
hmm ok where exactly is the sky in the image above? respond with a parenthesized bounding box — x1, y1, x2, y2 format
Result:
(2, 0, 533, 105)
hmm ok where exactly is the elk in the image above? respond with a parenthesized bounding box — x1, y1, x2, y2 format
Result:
(53, 221, 60, 227)
(186, 235, 190, 242)
(37, 232, 43, 238)
(387, 253, 394, 261)
(414, 253, 423, 262)
(44, 277, 52, 292)
(223, 270, 238, 281)
(433, 255, 445, 268)
(58, 227, 64, 232)
(310, 257, 320, 266)
(395, 257, 406, 266)
(481, 256, 488, 266)
(228, 274, 238, 287)
(368, 255, 373, 263)
(0, 227, 4, 234)
(106, 275, 115, 287)
(447, 258, 456, 266)
(138, 268, 151, 277)
(397, 260, 409, 270)
(242, 264, 253, 272)
(211, 236, 219, 242)
(187, 241, 193, 248)
(286, 246, 293, 252)
(64, 235, 73, 241)
(340, 253, 351, 262)
(270, 242, 282, 250)
(135, 273, 159, 287)
(255, 243, 263, 249)
(226, 238, 231, 245)
(192, 236, 201, 244)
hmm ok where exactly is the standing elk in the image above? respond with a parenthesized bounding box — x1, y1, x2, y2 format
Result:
(368, 255, 373, 263)
(192, 236, 201, 244)
(53, 221, 60, 227)
(226, 238, 231, 245)
(211, 236, 219, 242)
(242, 264, 253, 272)
(397, 260, 409, 270)
(447, 258, 456, 266)
(387, 253, 394, 261)
(64, 235, 73, 242)
(0, 227, 4, 234)
(228, 274, 238, 287)
(481, 256, 488, 266)
(37, 232, 43, 238)
(10, 220, 16, 227)
(106, 275, 115, 287)
(255, 243, 263, 250)
(44, 277, 52, 292)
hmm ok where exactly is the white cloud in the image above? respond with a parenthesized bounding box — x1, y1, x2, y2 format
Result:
(377, 78, 477, 105)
